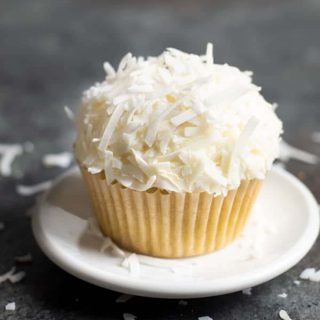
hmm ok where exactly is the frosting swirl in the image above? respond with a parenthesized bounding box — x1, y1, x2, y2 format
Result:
(75, 44, 282, 195)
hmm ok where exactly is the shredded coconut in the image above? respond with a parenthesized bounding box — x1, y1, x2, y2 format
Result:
(293, 280, 300, 286)
(279, 141, 318, 165)
(64, 106, 75, 121)
(0, 144, 23, 177)
(242, 287, 252, 296)
(8, 271, 26, 283)
(15, 253, 32, 263)
(0, 267, 25, 284)
(16, 181, 52, 196)
(42, 152, 73, 168)
(123, 313, 137, 320)
(75, 44, 282, 194)
(300, 268, 320, 282)
(116, 294, 133, 303)
(5, 302, 16, 311)
(279, 310, 293, 320)
(277, 293, 287, 298)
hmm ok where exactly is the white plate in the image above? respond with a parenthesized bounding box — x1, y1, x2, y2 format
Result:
(32, 166, 319, 298)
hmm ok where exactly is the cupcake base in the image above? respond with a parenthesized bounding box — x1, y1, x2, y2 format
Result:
(80, 166, 262, 258)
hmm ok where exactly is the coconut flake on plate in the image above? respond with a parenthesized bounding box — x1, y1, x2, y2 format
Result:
(42, 152, 73, 168)
(16, 181, 52, 196)
(0, 143, 23, 177)
(277, 293, 287, 298)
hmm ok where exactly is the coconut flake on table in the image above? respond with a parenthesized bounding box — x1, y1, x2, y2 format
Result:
(42, 152, 73, 168)
(242, 287, 252, 296)
(0, 266, 25, 284)
(178, 300, 188, 306)
(123, 313, 137, 320)
(115, 294, 133, 303)
(279, 310, 293, 320)
(15, 253, 33, 263)
(277, 293, 288, 298)
(8, 271, 26, 283)
(300, 268, 320, 282)
(16, 180, 52, 196)
(279, 141, 318, 164)
(0, 143, 23, 177)
(5, 302, 16, 311)
(293, 280, 301, 286)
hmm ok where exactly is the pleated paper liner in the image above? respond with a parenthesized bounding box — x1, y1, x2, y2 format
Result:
(80, 166, 262, 258)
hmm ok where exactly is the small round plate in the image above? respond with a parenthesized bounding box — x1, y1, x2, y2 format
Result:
(32, 166, 319, 298)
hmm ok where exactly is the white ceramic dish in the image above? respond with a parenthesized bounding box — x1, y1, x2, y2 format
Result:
(32, 166, 319, 298)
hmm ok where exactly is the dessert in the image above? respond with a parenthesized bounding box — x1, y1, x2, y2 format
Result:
(75, 44, 282, 258)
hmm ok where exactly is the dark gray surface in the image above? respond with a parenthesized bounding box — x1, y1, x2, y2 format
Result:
(1, 0, 320, 319)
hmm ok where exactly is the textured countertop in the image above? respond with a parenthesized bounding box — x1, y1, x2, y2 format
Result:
(1, 0, 320, 319)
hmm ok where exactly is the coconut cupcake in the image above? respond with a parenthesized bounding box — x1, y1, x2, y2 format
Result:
(75, 44, 282, 258)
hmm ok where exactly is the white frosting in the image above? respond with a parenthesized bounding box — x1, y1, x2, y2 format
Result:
(75, 44, 282, 195)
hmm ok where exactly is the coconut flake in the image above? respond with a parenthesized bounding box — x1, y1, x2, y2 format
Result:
(242, 287, 252, 296)
(278, 293, 287, 298)
(0, 144, 23, 177)
(293, 280, 300, 286)
(116, 294, 133, 303)
(5, 302, 16, 311)
(103, 62, 116, 78)
(123, 313, 137, 320)
(0, 267, 16, 284)
(99, 104, 126, 151)
(171, 109, 197, 127)
(42, 152, 73, 168)
(64, 106, 75, 121)
(206, 42, 214, 65)
(228, 117, 259, 179)
(127, 253, 140, 277)
(279, 141, 318, 164)
(16, 181, 52, 196)
(15, 253, 33, 263)
(279, 310, 293, 320)
(300, 268, 320, 282)
(8, 271, 26, 283)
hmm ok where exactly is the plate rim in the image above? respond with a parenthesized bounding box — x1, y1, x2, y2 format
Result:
(32, 166, 320, 298)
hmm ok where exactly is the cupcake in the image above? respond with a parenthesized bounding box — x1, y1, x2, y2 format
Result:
(75, 44, 282, 258)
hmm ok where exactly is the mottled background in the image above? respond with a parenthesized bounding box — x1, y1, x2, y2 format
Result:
(0, 0, 320, 319)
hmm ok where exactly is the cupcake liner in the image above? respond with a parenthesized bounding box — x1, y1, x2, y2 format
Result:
(80, 166, 262, 258)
